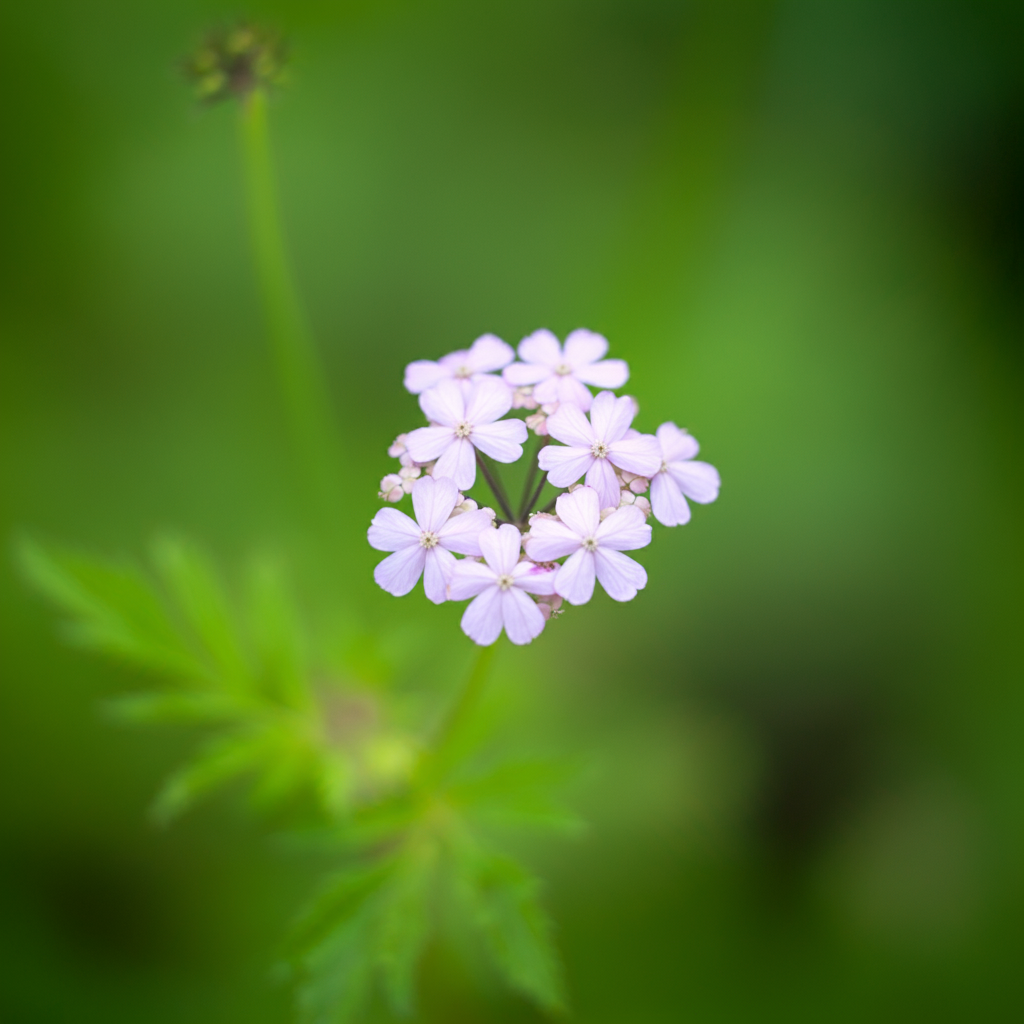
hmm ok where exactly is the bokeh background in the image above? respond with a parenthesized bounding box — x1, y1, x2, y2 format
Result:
(1, 0, 1021, 1021)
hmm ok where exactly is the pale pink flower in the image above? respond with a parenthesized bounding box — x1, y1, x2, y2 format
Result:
(404, 334, 514, 394)
(404, 377, 527, 491)
(502, 329, 628, 411)
(538, 390, 661, 510)
(378, 473, 404, 502)
(649, 422, 721, 527)
(524, 485, 651, 605)
(368, 476, 495, 604)
(449, 524, 558, 645)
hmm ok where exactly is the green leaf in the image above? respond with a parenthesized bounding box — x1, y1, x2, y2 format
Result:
(102, 691, 247, 724)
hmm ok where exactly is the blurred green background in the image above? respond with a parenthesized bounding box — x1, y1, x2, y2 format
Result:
(1, 0, 1021, 1021)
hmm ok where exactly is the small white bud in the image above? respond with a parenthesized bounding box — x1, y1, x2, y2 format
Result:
(525, 412, 548, 435)
(512, 386, 539, 410)
(387, 434, 408, 458)
(541, 401, 559, 415)
(599, 506, 617, 520)
(629, 476, 649, 494)
(399, 465, 421, 481)
(634, 495, 652, 518)
(618, 489, 636, 506)
(620, 470, 637, 484)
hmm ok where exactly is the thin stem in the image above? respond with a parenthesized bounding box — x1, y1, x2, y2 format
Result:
(516, 435, 548, 523)
(522, 462, 551, 522)
(239, 90, 340, 516)
(475, 451, 515, 522)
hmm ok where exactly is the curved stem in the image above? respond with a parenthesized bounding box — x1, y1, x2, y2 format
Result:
(516, 435, 548, 524)
(475, 451, 515, 522)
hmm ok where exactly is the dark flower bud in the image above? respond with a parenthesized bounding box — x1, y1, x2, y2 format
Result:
(182, 23, 287, 103)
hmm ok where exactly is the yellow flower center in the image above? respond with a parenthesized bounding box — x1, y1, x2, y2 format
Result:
(420, 531, 440, 549)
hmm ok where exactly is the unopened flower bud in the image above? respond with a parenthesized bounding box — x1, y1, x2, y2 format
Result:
(567, 483, 583, 493)
(512, 386, 539, 410)
(537, 593, 565, 620)
(449, 497, 480, 517)
(525, 412, 548, 436)
(399, 465, 421, 481)
(618, 490, 636, 506)
(628, 476, 649, 494)
(388, 434, 409, 459)
(634, 495, 652, 518)
(599, 506, 618, 520)
(183, 23, 287, 104)
(541, 402, 559, 415)
(378, 473, 404, 502)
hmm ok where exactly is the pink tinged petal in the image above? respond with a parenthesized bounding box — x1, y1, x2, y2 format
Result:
(656, 421, 699, 462)
(554, 485, 601, 537)
(608, 434, 662, 477)
(449, 559, 498, 600)
(412, 475, 460, 532)
(423, 547, 456, 604)
(585, 457, 621, 510)
(501, 587, 547, 645)
(373, 545, 427, 597)
(433, 437, 477, 490)
(502, 361, 551, 386)
(595, 505, 652, 551)
(511, 560, 558, 596)
(436, 509, 494, 555)
(554, 548, 597, 605)
(539, 444, 594, 488)
(531, 376, 562, 405)
(418, 378, 466, 426)
(555, 374, 596, 410)
(670, 460, 721, 504)
(545, 403, 595, 448)
(594, 548, 647, 602)
(575, 358, 629, 389)
(590, 391, 634, 442)
(480, 522, 523, 576)
(517, 328, 562, 367)
(472, 419, 527, 463)
(460, 586, 505, 646)
(403, 360, 447, 394)
(437, 348, 471, 371)
(405, 426, 455, 464)
(562, 328, 609, 367)
(368, 507, 421, 552)
(467, 334, 515, 373)
(523, 519, 583, 562)
(650, 472, 691, 527)
(465, 375, 514, 424)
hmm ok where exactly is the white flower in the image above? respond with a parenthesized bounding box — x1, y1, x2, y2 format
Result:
(523, 485, 651, 605)
(449, 524, 558, 645)
(404, 334, 515, 394)
(502, 329, 628, 411)
(404, 377, 527, 491)
(649, 422, 721, 527)
(368, 476, 495, 604)
(538, 390, 661, 510)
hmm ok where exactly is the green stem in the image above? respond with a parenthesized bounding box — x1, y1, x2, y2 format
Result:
(474, 451, 515, 522)
(239, 89, 340, 517)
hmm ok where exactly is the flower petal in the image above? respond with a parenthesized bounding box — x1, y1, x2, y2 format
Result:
(503, 361, 551, 386)
(480, 522, 522, 576)
(405, 426, 454, 464)
(472, 419, 527, 463)
(367, 507, 421, 552)
(546, 403, 595, 448)
(423, 546, 456, 604)
(460, 586, 505, 646)
(553, 548, 596, 605)
(517, 328, 562, 367)
(419, 378, 466, 426)
(449, 558, 498, 600)
(650, 472, 691, 526)
(608, 434, 662, 477)
(373, 545, 426, 597)
(465, 375, 514, 425)
(670, 460, 721, 504)
(437, 509, 494, 555)
(531, 376, 561, 405)
(585, 457, 620, 510)
(554, 485, 601, 537)
(575, 358, 628, 390)
(467, 333, 515, 373)
(594, 548, 647, 601)
(411, 475, 459, 532)
(596, 505, 652, 551)
(404, 360, 447, 394)
(501, 587, 546, 645)
(524, 517, 582, 561)
(656, 421, 699, 462)
(590, 391, 633, 442)
(563, 328, 608, 367)
(433, 437, 477, 490)
(555, 374, 596, 410)
(538, 444, 594, 488)
(511, 560, 558, 596)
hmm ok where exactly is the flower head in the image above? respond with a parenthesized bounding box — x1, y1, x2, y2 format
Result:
(502, 329, 628, 411)
(183, 24, 287, 103)
(404, 334, 514, 394)
(368, 476, 495, 603)
(649, 423, 721, 527)
(404, 377, 527, 491)
(524, 485, 651, 605)
(538, 391, 661, 510)
(449, 524, 558, 645)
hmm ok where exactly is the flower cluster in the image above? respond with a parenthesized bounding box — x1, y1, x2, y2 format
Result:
(369, 330, 720, 646)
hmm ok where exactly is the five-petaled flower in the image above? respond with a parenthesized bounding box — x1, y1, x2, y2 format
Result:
(502, 329, 628, 411)
(405, 377, 528, 491)
(404, 334, 514, 394)
(524, 486, 651, 605)
(539, 391, 661, 510)
(449, 524, 558, 645)
(648, 422, 721, 527)
(368, 476, 495, 603)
